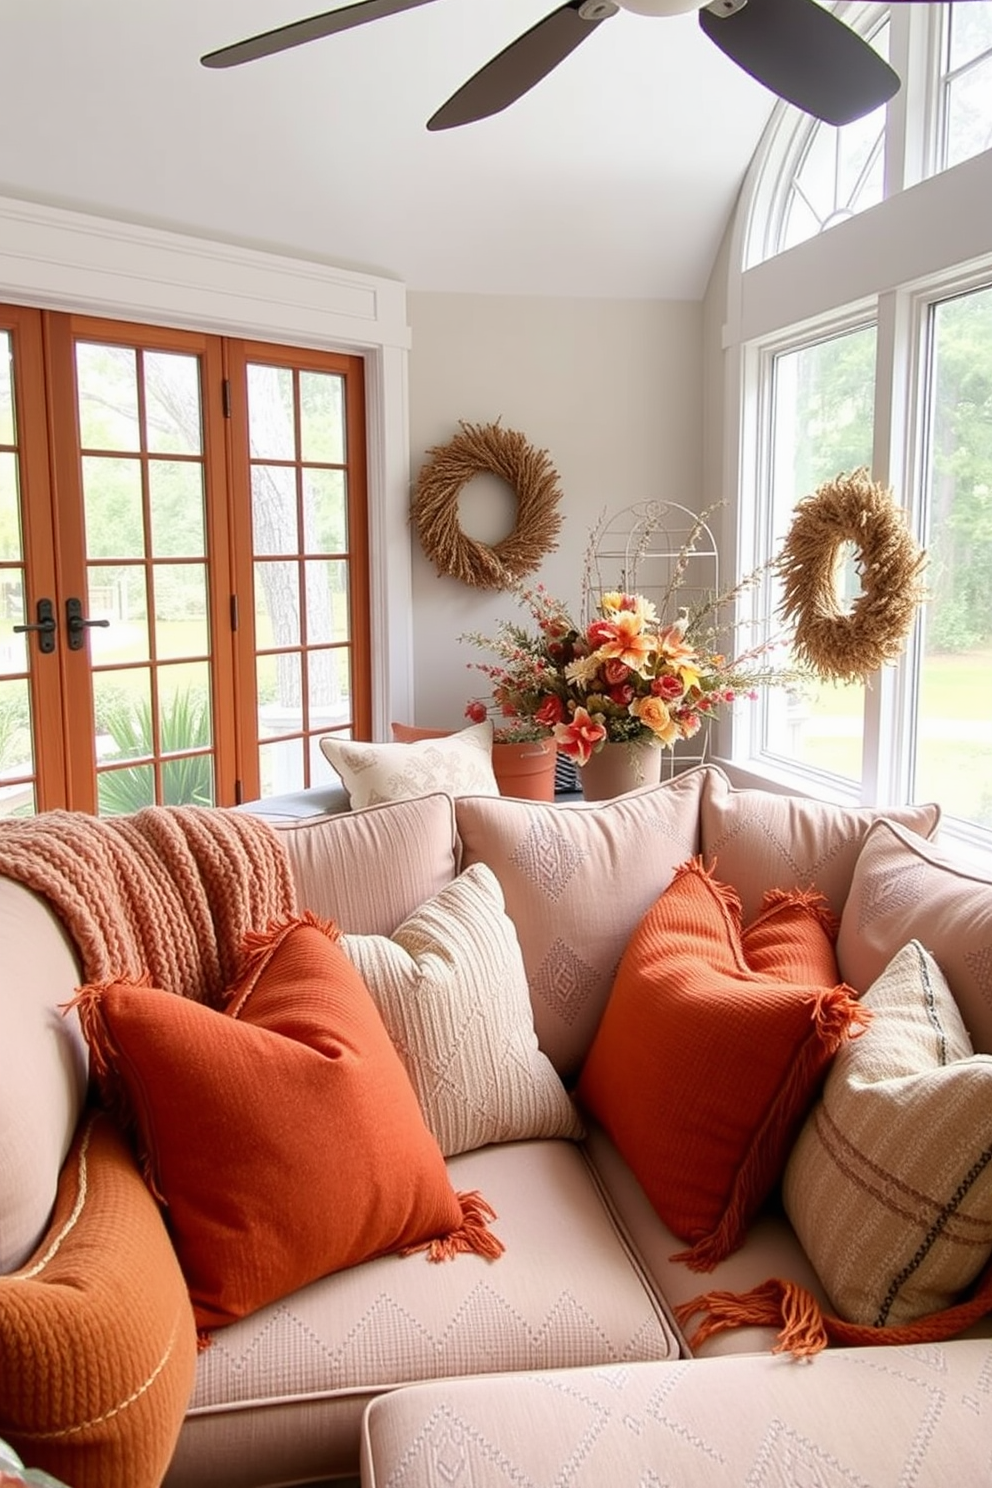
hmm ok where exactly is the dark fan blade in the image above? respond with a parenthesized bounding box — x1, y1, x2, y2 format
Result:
(427, 1, 618, 132)
(699, 0, 900, 126)
(201, 0, 438, 69)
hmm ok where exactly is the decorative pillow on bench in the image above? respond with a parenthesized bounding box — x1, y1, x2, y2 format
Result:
(578, 858, 869, 1270)
(322, 719, 499, 808)
(72, 915, 503, 1332)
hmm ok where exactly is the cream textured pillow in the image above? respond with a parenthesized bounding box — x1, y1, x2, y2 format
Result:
(342, 863, 582, 1156)
(783, 939, 992, 1329)
(838, 817, 992, 1053)
(321, 721, 499, 810)
(699, 768, 941, 925)
(455, 766, 709, 1079)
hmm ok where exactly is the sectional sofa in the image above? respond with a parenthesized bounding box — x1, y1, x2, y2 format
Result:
(1, 763, 990, 1488)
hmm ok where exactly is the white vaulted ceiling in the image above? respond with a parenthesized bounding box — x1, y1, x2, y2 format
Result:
(0, 0, 778, 299)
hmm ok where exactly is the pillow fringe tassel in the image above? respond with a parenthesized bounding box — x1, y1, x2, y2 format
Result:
(671, 985, 869, 1273)
(753, 887, 840, 940)
(404, 1191, 505, 1263)
(62, 978, 168, 1201)
(676, 1261, 992, 1359)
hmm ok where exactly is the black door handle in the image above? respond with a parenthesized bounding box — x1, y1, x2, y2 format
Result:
(65, 597, 111, 651)
(13, 598, 57, 654)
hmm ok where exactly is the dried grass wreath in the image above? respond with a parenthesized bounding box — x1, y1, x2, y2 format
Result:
(777, 469, 927, 684)
(411, 419, 563, 589)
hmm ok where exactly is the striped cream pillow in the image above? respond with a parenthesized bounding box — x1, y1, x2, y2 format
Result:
(342, 863, 582, 1156)
(783, 939, 992, 1328)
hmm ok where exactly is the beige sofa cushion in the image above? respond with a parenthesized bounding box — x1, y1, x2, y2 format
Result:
(838, 816, 992, 1052)
(342, 863, 582, 1156)
(0, 881, 87, 1273)
(167, 1139, 678, 1488)
(275, 791, 458, 935)
(360, 1342, 992, 1488)
(455, 767, 708, 1079)
(784, 939, 992, 1328)
(699, 769, 941, 924)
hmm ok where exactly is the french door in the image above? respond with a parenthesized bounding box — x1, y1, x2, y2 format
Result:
(0, 307, 369, 816)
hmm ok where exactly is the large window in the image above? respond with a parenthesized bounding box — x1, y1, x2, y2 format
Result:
(726, 2, 992, 856)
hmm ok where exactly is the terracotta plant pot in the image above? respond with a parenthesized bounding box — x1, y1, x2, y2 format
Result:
(579, 740, 663, 802)
(491, 740, 558, 801)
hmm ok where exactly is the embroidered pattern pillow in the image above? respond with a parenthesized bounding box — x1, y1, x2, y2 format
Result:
(784, 939, 992, 1328)
(578, 858, 868, 1270)
(342, 863, 582, 1156)
(73, 916, 502, 1332)
(699, 768, 941, 925)
(321, 720, 499, 809)
(837, 816, 992, 1052)
(454, 766, 709, 1080)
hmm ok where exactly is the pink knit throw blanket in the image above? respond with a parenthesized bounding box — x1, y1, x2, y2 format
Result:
(0, 806, 298, 1005)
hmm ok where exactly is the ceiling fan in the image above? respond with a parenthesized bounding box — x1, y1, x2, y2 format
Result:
(201, 0, 902, 130)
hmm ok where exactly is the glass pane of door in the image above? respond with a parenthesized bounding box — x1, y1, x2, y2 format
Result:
(75, 340, 217, 814)
(246, 359, 355, 796)
(0, 327, 38, 815)
(913, 284, 992, 829)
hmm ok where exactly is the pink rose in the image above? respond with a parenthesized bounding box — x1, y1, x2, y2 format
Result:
(651, 674, 684, 701)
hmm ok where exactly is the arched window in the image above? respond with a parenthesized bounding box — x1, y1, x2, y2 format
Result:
(721, 2, 992, 857)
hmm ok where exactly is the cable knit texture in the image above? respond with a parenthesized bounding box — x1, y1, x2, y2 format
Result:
(0, 805, 297, 1004)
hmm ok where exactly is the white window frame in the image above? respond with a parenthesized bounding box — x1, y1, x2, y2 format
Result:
(717, 8, 992, 867)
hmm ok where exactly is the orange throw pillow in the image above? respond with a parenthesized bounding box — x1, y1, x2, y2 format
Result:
(577, 859, 868, 1270)
(0, 1111, 197, 1488)
(73, 915, 502, 1332)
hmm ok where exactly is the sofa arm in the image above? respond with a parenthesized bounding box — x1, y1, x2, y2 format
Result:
(0, 1110, 197, 1488)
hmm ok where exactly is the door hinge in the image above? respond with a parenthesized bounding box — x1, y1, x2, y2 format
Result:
(222, 378, 232, 418)
(234, 779, 243, 806)
(230, 594, 239, 631)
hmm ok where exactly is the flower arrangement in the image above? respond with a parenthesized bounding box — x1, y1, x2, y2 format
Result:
(463, 512, 805, 767)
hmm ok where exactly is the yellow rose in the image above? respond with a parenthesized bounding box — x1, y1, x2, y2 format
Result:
(630, 694, 679, 746)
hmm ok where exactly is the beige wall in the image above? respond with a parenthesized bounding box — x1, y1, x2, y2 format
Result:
(405, 292, 704, 730)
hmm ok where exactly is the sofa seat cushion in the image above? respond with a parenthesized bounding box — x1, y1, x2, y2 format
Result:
(699, 767, 941, 924)
(275, 791, 459, 936)
(360, 1342, 992, 1488)
(0, 881, 87, 1273)
(164, 1140, 679, 1488)
(455, 766, 708, 1079)
(0, 1111, 197, 1488)
(581, 1119, 830, 1357)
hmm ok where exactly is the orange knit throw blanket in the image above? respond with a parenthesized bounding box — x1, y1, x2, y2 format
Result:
(0, 806, 297, 1005)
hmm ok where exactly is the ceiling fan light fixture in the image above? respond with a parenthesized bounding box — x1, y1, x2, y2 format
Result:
(618, 0, 709, 17)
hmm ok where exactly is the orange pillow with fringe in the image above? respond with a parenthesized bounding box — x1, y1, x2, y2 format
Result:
(577, 858, 868, 1270)
(72, 914, 502, 1333)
